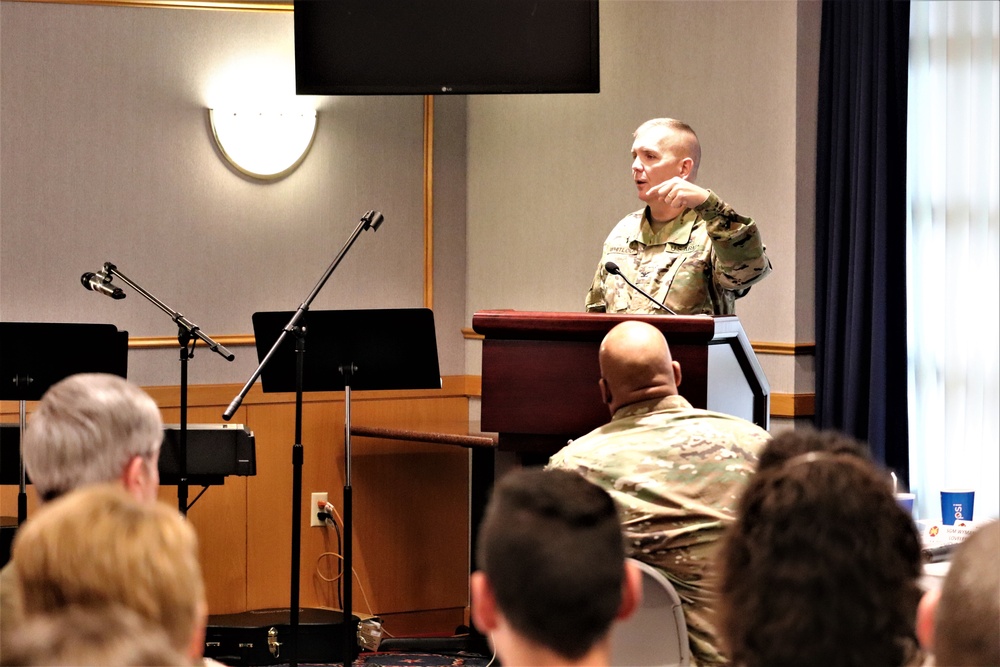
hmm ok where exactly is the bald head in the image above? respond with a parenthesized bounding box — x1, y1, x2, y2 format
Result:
(598, 321, 681, 414)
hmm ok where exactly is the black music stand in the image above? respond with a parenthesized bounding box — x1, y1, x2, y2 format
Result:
(252, 308, 441, 667)
(0, 322, 128, 524)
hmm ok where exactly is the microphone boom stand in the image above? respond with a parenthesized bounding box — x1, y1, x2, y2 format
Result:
(222, 210, 384, 667)
(102, 262, 235, 515)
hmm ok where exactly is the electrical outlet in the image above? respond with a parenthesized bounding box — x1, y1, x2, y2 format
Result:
(310, 492, 328, 527)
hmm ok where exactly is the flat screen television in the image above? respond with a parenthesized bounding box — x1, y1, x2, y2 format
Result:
(294, 0, 600, 95)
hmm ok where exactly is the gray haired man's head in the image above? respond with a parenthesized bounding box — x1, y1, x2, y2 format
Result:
(23, 373, 163, 503)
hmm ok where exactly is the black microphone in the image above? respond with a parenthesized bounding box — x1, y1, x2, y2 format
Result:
(81, 272, 126, 300)
(604, 261, 677, 315)
(363, 210, 385, 231)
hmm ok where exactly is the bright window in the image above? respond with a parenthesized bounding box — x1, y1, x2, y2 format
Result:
(906, 1, 999, 523)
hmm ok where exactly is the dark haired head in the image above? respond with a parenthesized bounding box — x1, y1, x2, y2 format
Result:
(475, 468, 625, 660)
(755, 427, 871, 472)
(717, 430, 923, 667)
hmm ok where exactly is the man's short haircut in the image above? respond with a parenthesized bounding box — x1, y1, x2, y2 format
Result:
(476, 468, 625, 661)
(935, 520, 1000, 666)
(755, 426, 870, 471)
(633, 117, 702, 173)
(22, 373, 163, 501)
(717, 430, 923, 667)
(12, 484, 205, 654)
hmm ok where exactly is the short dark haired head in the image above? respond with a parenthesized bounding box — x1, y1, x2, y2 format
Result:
(756, 427, 871, 472)
(476, 468, 625, 660)
(718, 430, 923, 667)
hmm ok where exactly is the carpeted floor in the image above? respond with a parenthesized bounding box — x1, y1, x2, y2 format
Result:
(278, 649, 493, 667)
(273, 651, 493, 667)
(352, 650, 493, 667)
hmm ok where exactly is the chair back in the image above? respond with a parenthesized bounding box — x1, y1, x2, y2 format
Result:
(609, 558, 691, 667)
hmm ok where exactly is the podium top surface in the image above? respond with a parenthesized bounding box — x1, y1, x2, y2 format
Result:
(472, 310, 731, 342)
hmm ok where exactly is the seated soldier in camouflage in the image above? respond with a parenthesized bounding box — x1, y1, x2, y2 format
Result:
(548, 320, 770, 666)
(586, 118, 771, 315)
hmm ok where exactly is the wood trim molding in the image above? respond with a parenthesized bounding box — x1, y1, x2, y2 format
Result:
(459, 373, 814, 418)
(751, 341, 816, 356)
(2, 377, 813, 419)
(770, 393, 815, 418)
(1, 375, 485, 417)
(4, 0, 292, 11)
(460, 374, 482, 397)
(127, 334, 255, 349)
(140, 374, 482, 410)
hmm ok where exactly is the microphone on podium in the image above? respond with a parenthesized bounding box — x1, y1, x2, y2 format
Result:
(80, 271, 126, 300)
(604, 261, 677, 315)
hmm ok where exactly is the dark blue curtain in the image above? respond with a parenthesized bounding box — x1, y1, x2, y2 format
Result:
(814, 0, 911, 482)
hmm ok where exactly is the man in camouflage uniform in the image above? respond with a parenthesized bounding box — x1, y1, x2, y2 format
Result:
(586, 118, 771, 315)
(548, 321, 770, 666)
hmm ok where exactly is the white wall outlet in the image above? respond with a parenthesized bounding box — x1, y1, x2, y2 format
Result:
(310, 492, 328, 527)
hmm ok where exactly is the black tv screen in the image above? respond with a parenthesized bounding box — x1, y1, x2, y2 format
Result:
(294, 0, 600, 95)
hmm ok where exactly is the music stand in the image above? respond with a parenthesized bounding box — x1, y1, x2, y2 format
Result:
(0, 322, 128, 524)
(252, 308, 441, 667)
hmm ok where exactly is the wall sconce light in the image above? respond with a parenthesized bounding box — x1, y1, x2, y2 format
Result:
(209, 109, 318, 180)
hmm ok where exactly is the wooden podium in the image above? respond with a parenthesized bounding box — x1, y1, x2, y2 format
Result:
(472, 310, 770, 457)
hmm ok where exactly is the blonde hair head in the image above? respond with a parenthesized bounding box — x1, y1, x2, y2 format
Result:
(12, 484, 204, 655)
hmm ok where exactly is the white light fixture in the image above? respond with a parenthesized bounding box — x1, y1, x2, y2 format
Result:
(209, 109, 318, 180)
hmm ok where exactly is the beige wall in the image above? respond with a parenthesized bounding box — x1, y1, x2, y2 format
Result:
(0, 1, 468, 386)
(1, 0, 819, 413)
(466, 0, 821, 411)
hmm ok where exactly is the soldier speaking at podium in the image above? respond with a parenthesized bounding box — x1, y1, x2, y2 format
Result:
(586, 118, 771, 316)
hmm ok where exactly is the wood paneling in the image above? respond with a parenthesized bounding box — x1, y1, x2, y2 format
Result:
(1, 378, 476, 636)
(157, 402, 250, 614)
(749, 341, 816, 356)
(769, 393, 816, 418)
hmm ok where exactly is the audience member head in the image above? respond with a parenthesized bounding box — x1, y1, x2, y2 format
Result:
(0, 603, 188, 666)
(471, 468, 640, 666)
(11, 484, 206, 662)
(22, 372, 163, 503)
(717, 429, 923, 667)
(755, 426, 871, 471)
(917, 520, 1000, 666)
(598, 321, 681, 414)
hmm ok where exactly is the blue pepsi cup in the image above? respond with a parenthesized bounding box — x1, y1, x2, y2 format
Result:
(940, 489, 975, 525)
(896, 493, 915, 516)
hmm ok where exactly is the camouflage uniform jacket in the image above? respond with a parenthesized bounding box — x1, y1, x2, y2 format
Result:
(547, 394, 770, 666)
(585, 191, 771, 315)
